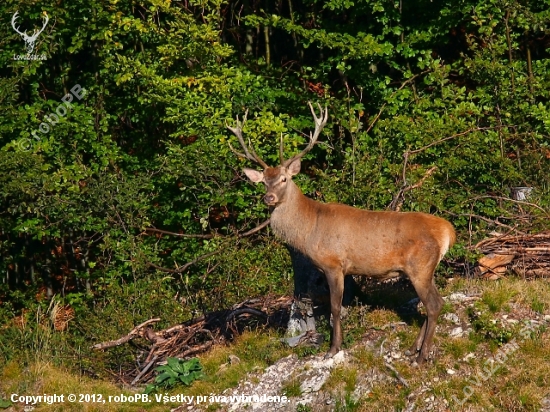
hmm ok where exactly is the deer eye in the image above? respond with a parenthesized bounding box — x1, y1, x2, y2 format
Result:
(281, 177, 287, 183)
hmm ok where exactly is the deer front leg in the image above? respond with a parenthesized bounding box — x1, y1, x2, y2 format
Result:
(324, 269, 344, 359)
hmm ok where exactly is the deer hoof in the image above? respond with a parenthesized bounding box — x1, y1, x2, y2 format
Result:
(404, 348, 419, 357)
(414, 355, 427, 365)
(405, 345, 421, 357)
(324, 347, 339, 359)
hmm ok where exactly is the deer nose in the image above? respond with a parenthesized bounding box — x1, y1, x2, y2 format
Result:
(264, 194, 277, 205)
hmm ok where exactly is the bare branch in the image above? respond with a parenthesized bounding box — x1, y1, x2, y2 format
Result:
(131, 355, 158, 386)
(144, 228, 214, 239)
(467, 195, 550, 217)
(147, 250, 222, 274)
(92, 318, 161, 350)
(388, 166, 438, 211)
(174, 341, 213, 359)
(444, 211, 527, 236)
(391, 125, 519, 211)
(99, 295, 294, 384)
(144, 219, 271, 240)
(144, 220, 270, 275)
(385, 362, 409, 388)
(238, 219, 270, 237)
(407, 126, 515, 156)
(225, 307, 268, 323)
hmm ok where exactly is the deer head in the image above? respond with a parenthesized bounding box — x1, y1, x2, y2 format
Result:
(11, 11, 49, 54)
(226, 102, 328, 207)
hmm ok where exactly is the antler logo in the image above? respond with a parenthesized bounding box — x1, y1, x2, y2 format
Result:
(11, 11, 49, 54)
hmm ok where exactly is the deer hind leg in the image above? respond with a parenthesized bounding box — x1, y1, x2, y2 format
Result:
(405, 319, 427, 357)
(407, 274, 444, 364)
(324, 269, 344, 359)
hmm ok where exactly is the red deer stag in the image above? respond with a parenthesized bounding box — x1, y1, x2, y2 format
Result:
(226, 103, 456, 364)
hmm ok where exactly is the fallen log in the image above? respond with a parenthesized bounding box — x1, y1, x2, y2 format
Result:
(91, 318, 161, 350)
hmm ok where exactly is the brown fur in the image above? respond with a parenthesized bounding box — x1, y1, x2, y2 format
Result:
(246, 162, 456, 364)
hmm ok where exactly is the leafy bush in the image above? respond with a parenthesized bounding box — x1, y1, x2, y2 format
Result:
(145, 357, 203, 394)
(468, 306, 514, 346)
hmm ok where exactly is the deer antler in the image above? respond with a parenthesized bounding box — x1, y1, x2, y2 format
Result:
(35, 12, 49, 38)
(11, 11, 49, 38)
(279, 133, 285, 165)
(226, 110, 269, 169)
(11, 11, 49, 54)
(11, 12, 25, 37)
(283, 102, 328, 167)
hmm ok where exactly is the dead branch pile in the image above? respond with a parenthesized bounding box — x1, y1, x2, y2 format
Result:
(92, 295, 292, 386)
(475, 232, 550, 279)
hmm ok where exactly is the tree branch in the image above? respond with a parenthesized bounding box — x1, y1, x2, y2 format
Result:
(144, 219, 271, 240)
(131, 355, 158, 386)
(92, 318, 161, 350)
(406, 126, 514, 156)
(238, 219, 270, 237)
(390, 125, 518, 211)
(144, 228, 214, 239)
(388, 166, 437, 211)
(444, 211, 527, 237)
(145, 220, 271, 275)
(467, 195, 549, 217)
(147, 249, 222, 274)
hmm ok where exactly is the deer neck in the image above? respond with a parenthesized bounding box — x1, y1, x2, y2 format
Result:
(269, 181, 315, 251)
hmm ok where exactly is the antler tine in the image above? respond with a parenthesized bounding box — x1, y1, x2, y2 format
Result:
(226, 110, 269, 169)
(11, 11, 24, 36)
(279, 132, 285, 165)
(283, 101, 328, 167)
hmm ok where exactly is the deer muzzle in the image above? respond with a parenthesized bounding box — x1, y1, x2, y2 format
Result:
(263, 193, 278, 206)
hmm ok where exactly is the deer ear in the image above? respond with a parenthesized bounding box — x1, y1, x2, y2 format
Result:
(287, 159, 301, 176)
(243, 168, 264, 183)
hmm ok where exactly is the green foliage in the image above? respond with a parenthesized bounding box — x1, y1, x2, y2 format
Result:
(531, 296, 546, 313)
(294, 344, 323, 358)
(0, 399, 12, 409)
(144, 357, 203, 394)
(481, 285, 516, 313)
(281, 377, 302, 398)
(334, 392, 361, 412)
(1, 0, 550, 383)
(468, 306, 514, 346)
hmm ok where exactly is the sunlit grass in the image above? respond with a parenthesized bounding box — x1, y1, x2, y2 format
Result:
(185, 330, 292, 398)
(0, 361, 171, 411)
(1, 277, 550, 411)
